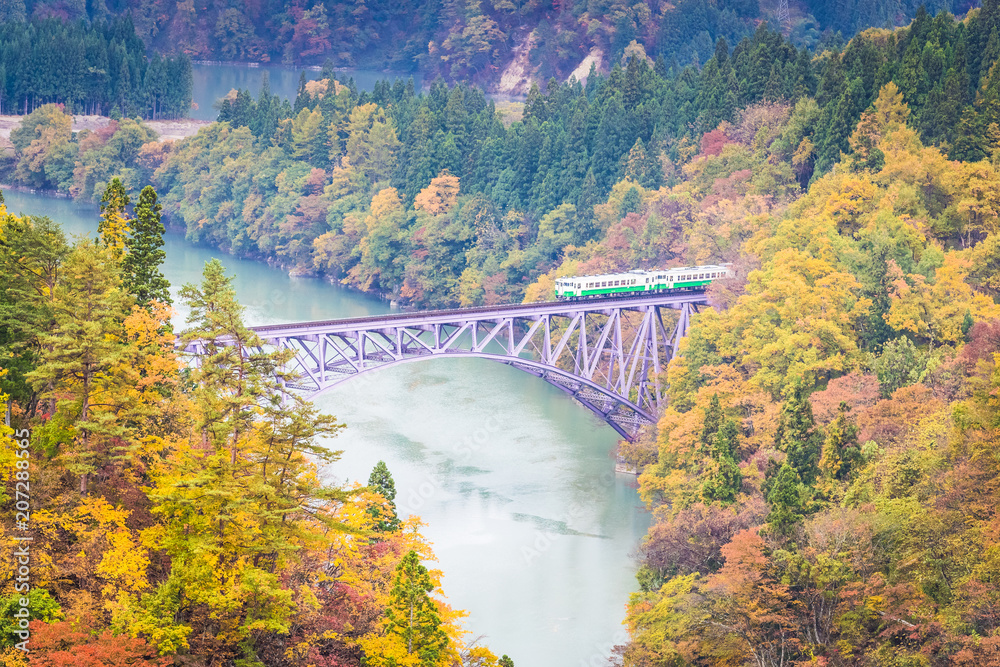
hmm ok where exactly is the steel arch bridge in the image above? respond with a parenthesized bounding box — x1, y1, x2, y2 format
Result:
(188, 292, 707, 441)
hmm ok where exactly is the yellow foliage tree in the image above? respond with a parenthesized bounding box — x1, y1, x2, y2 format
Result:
(703, 249, 867, 395)
(98, 178, 131, 262)
(414, 172, 460, 215)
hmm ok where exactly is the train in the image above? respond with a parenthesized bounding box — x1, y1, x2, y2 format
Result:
(554, 264, 733, 300)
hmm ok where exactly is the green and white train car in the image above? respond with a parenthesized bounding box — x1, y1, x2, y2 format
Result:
(554, 264, 733, 300)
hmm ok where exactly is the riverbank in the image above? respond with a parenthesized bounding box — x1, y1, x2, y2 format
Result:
(0, 114, 212, 143)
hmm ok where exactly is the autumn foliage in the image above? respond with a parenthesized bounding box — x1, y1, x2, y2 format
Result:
(617, 82, 1000, 666)
(0, 194, 499, 666)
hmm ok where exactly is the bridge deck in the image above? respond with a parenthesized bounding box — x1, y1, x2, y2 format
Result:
(250, 290, 707, 336)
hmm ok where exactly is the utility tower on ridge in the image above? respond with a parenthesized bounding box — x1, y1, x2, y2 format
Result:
(777, 0, 791, 30)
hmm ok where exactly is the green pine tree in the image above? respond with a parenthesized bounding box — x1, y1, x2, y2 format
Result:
(123, 185, 171, 308)
(386, 550, 449, 665)
(775, 385, 822, 484)
(766, 463, 803, 536)
(179, 259, 292, 464)
(712, 418, 740, 459)
(368, 460, 402, 532)
(699, 393, 723, 453)
(701, 453, 742, 505)
(819, 402, 862, 480)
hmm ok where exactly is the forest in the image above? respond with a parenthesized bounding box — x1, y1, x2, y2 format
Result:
(0, 17, 192, 118)
(612, 82, 1000, 664)
(5, 1, 1000, 665)
(0, 0, 978, 85)
(0, 180, 511, 666)
(9, 7, 1000, 307)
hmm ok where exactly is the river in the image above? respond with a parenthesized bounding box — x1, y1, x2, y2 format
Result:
(2, 189, 650, 666)
(190, 63, 424, 121)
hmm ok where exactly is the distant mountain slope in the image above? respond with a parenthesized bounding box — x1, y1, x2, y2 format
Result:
(0, 0, 978, 89)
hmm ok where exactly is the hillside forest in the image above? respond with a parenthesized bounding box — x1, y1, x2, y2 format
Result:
(5, 2, 1000, 667)
(10, 8, 1000, 305)
(0, 0, 982, 85)
(0, 180, 510, 666)
(0, 18, 192, 118)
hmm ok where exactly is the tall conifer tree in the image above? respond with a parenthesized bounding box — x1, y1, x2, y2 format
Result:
(123, 185, 171, 308)
(387, 550, 449, 663)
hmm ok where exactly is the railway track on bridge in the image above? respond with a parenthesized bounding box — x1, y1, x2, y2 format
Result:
(248, 290, 708, 335)
(189, 290, 710, 440)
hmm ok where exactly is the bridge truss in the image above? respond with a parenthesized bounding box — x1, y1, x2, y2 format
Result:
(226, 292, 707, 441)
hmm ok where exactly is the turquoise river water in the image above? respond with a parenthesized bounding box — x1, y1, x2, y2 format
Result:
(190, 63, 423, 120)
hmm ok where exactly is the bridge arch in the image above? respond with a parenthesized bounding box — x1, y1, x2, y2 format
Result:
(233, 293, 707, 441)
(302, 352, 657, 441)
